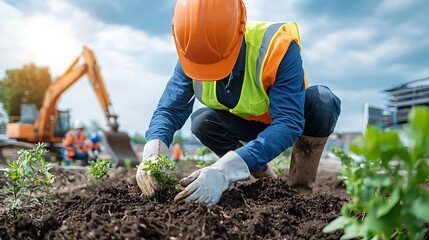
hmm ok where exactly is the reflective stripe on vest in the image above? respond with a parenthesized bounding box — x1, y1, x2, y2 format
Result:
(193, 21, 308, 124)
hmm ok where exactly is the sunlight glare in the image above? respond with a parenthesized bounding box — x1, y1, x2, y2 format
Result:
(24, 17, 80, 75)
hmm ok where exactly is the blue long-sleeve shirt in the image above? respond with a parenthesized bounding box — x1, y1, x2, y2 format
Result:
(146, 41, 305, 172)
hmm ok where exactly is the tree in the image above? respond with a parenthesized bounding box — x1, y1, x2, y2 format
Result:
(0, 64, 51, 119)
(87, 119, 104, 132)
(130, 132, 146, 145)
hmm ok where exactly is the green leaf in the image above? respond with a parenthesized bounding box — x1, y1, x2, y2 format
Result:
(414, 159, 429, 184)
(323, 216, 352, 233)
(408, 107, 429, 159)
(350, 127, 381, 161)
(363, 174, 391, 188)
(408, 107, 429, 137)
(411, 192, 429, 222)
(342, 221, 365, 240)
(366, 203, 401, 238)
(376, 188, 400, 217)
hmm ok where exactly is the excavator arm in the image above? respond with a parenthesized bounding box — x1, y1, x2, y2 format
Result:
(36, 47, 118, 141)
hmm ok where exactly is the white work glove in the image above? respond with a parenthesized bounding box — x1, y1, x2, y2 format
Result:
(174, 151, 250, 205)
(136, 139, 169, 198)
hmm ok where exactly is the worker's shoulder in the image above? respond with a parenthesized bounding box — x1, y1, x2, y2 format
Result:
(64, 129, 77, 136)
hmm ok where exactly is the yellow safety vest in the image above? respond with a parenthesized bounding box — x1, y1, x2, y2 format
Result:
(193, 21, 309, 124)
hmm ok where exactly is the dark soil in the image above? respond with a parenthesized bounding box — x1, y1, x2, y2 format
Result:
(0, 165, 356, 239)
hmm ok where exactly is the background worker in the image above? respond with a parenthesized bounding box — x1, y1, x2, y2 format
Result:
(62, 119, 89, 166)
(136, 0, 341, 205)
(171, 143, 183, 162)
(87, 133, 101, 161)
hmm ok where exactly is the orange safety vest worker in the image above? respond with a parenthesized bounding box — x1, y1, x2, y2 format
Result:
(171, 143, 182, 161)
(89, 141, 100, 152)
(62, 130, 88, 160)
(193, 21, 309, 124)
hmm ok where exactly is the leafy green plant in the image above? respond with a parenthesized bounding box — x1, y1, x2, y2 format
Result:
(143, 155, 178, 197)
(88, 159, 112, 182)
(1, 143, 56, 218)
(324, 106, 429, 240)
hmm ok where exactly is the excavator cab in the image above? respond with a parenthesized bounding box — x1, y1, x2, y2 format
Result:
(54, 110, 70, 138)
(19, 104, 70, 138)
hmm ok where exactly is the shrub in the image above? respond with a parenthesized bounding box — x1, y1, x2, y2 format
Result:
(88, 159, 112, 182)
(1, 143, 56, 218)
(143, 155, 178, 197)
(324, 106, 429, 240)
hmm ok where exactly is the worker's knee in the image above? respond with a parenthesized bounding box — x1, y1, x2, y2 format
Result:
(190, 107, 217, 138)
(303, 85, 341, 137)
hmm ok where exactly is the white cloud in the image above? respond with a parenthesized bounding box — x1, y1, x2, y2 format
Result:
(332, 89, 385, 133)
(377, 0, 414, 14)
(0, 0, 177, 135)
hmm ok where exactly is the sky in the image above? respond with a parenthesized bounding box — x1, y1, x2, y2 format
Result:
(0, 0, 428, 138)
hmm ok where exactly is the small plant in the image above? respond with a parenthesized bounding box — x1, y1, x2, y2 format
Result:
(1, 143, 56, 218)
(88, 159, 112, 182)
(271, 148, 291, 177)
(194, 146, 216, 169)
(143, 155, 178, 197)
(323, 106, 429, 240)
(272, 157, 290, 177)
(124, 158, 132, 170)
(196, 160, 207, 169)
(195, 146, 211, 157)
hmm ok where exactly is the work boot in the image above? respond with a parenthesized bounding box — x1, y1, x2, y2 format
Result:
(288, 135, 328, 194)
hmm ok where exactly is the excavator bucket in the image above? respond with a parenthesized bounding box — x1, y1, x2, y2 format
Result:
(102, 131, 140, 168)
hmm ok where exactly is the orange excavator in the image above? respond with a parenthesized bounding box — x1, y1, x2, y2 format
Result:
(3, 47, 139, 167)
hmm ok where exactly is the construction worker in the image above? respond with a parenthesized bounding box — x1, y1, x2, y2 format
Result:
(87, 133, 101, 160)
(171, 143, 183, 162)
(62, 119, 89, 166)
(136, 0, 341, 205)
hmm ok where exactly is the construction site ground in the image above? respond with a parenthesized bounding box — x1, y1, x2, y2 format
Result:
(0, 159, 427, 239)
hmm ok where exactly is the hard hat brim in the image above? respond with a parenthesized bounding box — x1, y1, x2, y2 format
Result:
(177, 37, 243, 81)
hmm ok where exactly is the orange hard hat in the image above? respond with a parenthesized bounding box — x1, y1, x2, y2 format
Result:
(172, 0, 247, 81)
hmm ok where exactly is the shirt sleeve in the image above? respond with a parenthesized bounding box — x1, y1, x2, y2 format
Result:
(236, 42, 305, 172)
(145, 61, 195, 146)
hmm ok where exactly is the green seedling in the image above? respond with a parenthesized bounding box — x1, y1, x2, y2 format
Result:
(272, 156, 290, 177)
(195, 146, 211, 157)
(124, 158, 132, 170)
(88, 159, 112, 182)
(143, 155, 179, 198)
(194, 146, 217, 169)
(323, 106, 429, 240)
(196, 160, 206, 169)
(1, 143, 56, 218)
